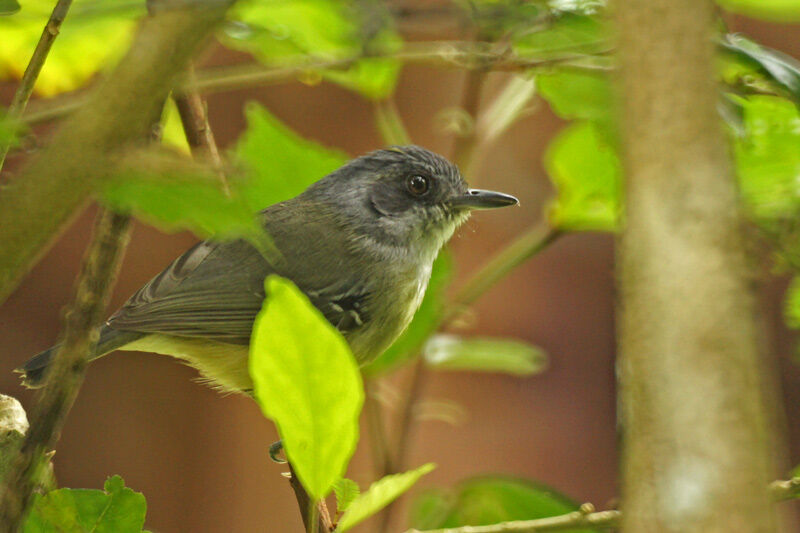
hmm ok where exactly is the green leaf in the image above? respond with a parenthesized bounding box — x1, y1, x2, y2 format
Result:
(720, 34, 800, 102)
(249, 276, 364, 501)
(222, 0, 401, 99)
(545, 121, 621, 232)
(537, 69, 613, 124)
(409, 476, 590, 531)
(333, 478, 360, 513)
(233, 101, 348, 212)
(161, 98, 191, 155)
(0, 0, 20, 16)
(336, 463, 436, 532)
(717, 0, 800, 22)
(784, 277, 800, 331)
(513, 13, 609, 60)
(0, 0, 143, 96)
(423, 335, 548, 376)
(23, 475, 147, 533)
(363, 252, 453, 375)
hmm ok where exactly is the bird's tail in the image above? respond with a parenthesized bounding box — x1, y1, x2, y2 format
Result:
(17, 327, 144, 388)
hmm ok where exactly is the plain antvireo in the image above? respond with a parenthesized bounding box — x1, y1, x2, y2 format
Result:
(20, 146, 518, 393)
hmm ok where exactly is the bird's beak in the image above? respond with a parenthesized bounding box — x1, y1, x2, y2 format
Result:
(449, 189, 519, 210)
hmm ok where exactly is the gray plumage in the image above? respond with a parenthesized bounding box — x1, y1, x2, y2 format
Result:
(20, 146, 517, 393)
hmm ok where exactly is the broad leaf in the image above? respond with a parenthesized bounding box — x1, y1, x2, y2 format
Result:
(333, 478, 360, 513)
(222, 0, 401, 99)
(537, 69, 613, 124)
(717, 0, 800, 22)
(233, 101, 348, 212)
(0, 0, 143, 96)
(336, 463, 435, 532)
(720, 34, 800, 102)
(23, 476, 146, 533)
(409, 476, 590, 531)
(364, 252, 453, 375)
(0, 0, 20, 16)
(513, 13, 609, 60)
(424, 335, 547, 376)
(250, 276, 364, 501)
(545, 121, 621, 232)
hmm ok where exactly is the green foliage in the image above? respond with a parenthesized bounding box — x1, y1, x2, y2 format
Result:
(513, 12, 608, 59)
(545, 121, 621, 232)
(720, 34, 800, 102)
(249, 276, 364, 501)
(222, 0, 401, 99)
(717, 0, 800, 22)
(423, 335, 548, 376)
(0, 111, 23, 148)
(364, 253, 453, 375)
(336, 463, 436, 532)
(0, 0, 143, 96)
(160, 99, 191, 155)
(232, 101, 348, 213)
(784, 277, 800, 331)
(23, 476, 146, 533)
(0, 0, 20, 16)
(333, 478, 360, 513)
(537, 69, 613, 126)
(409, 476, 590, 531)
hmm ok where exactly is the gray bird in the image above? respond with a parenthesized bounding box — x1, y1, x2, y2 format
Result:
(20, 146, 518, 393)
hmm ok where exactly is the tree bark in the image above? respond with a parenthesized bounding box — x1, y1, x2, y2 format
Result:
(615, 0, 780, 531)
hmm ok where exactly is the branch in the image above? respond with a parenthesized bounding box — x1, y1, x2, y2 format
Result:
(0, 1, 234, 306)
(406, 503, 620, 533)
(0, 210, 131, 531)
(287, 463, 330, 533)
(0, 0, 74, 171)
(172, 64, 230, 195)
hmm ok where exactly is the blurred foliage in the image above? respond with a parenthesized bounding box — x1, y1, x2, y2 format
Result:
(423, 334, 548, 376)
(0, 110, 23, 148)
(23, 476, 146, 533)
(250, 276, 363, 501)
(0, 0, 142, 96)
(717, 0, 800, 22)
(0, 0, 19, 16)
(720, 34, 800, 103)
(221, 0, 401, 99)
(160, 99, 191, 155)
(336, 463, 435, 532)
(333, 478, 360, 513)
(409, 476, 591, 531)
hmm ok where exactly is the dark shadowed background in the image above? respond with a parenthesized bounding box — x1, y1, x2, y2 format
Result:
(1, 13, 800, 533)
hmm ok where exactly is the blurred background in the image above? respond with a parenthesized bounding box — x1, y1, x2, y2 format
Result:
(1, 5, 800, 532)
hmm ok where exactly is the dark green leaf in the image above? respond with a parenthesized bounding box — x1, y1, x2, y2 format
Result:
(363, 252, 453, 375)
(409, 476, 590, 531)
(233, 101, 348, 212)
(249, 276, 363, 501)
(336, 463, 435, 532)
(545, 121, 621, 232)
(717, 0, 800, 22)
(0, 0, 20, 16)
(222, 0, 401, 99)
(333, 478, 360, 513)
(423, 335, 548, 376)
(23, 475, 147, 533)
(720, 34, 800, 102)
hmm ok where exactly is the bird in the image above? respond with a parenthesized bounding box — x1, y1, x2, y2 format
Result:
(19, 145, 518, 394)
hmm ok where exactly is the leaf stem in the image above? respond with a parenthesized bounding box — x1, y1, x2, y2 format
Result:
(0, 0, 74, 171)
(0, 210, 131, 532)
(374, 98, 411, 146)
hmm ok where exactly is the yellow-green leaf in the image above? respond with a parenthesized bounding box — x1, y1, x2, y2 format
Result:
(249, 276, 364, 501)
(336, 463, 435, 532)
(333, 478, 360, 513)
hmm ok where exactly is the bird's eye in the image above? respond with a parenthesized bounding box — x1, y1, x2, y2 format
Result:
(406, 175, 430, 196)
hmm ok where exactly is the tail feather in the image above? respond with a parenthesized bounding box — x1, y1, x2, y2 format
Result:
(18, 328, 144, 388)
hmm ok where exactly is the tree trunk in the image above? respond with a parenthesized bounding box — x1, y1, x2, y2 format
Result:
(615, 0, 781, 531)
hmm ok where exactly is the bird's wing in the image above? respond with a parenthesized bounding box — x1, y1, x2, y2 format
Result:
(107, 232, 370, 343)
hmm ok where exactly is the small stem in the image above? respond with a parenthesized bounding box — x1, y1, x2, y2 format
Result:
(0, 0, 74, 171)
(172, 64, 230, 195)
(373, 99, 411, 146)
(288, 463, 328, 532)
(0, 210, 131, 531)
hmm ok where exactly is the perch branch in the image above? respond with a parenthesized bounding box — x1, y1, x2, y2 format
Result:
(0, 0, 74, 171)
(0, 1, 234, 306)
(0, 210, 131, 532)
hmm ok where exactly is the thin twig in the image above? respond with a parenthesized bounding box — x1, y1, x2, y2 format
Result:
(0, 0, 75, 171)
(374, 98, 411, 146)
(406, 503, 620, 533)
(172, 64, 230, 195)
(287, 463, 328, 532)
(0, 210, 131, 532)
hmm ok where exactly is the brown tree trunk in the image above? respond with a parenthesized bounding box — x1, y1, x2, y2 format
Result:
(615, 0, 781, 531)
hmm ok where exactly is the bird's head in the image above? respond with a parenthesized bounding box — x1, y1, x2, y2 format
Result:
(304, 145, 518, 259)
